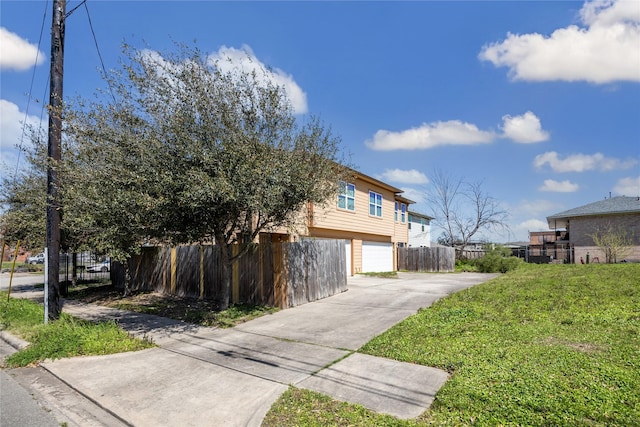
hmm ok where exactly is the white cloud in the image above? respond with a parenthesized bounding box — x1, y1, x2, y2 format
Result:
(209, 45, 308, 114)
(613, 176, 640, 196)
(0, 27, 45, 71)
(0, 99, 43, 178)
(517, 219, 551, 239)
(0, 99, 42, 148)
(533, 151, 638, 172)
(510, 199, 563, 217)
(539, 179, 579, 192)
(478, 0, 640, 83)
(379, 169, 429, 185)
(520, 218, 550, 231)
(367, 111, 550, 151)
(400, 187, 427, 205)
(366, 120, 495, 151)
(501, 111, 549, 143)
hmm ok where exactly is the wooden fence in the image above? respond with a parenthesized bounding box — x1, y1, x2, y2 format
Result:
(112, 239, 347, 309)
(459, 249, 487, 260)
(397, 246, 455, 272)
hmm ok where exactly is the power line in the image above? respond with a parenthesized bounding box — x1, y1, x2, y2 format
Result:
(13, 0, 50, 182)
(84, 1, 117, 103)
(66, 0, 86, 18)
(12, 0, 115, 182)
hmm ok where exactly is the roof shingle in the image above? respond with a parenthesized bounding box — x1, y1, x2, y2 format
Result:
(547, 196, 640, 221)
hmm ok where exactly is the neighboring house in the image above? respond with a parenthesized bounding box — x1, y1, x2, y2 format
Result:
(1, 244, 29, 263)
(546, 196, 640, 263)
(505, 242, 528, 259)
(274, 169, 414, 275)
(527, 230, 569, 263)
(407, 211, 433, 247)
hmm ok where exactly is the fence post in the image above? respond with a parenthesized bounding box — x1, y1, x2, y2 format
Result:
(199, 245, 205, 300)
(232, 245, 240, 304)
(170, 247, 177, 295)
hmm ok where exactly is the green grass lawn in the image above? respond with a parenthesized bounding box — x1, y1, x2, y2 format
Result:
(263, 264, 640, 426)
(0, 293, 154, 367)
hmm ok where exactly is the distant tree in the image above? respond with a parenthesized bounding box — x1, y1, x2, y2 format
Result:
(426, 169, 508, 259)
(589, 223, 633, 263)
(64, 43, 345, 308)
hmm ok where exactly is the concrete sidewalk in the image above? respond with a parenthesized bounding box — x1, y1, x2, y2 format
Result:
(5, 272, 497, 426)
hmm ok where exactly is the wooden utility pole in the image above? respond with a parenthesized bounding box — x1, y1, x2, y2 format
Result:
(46, 0, 66, 320)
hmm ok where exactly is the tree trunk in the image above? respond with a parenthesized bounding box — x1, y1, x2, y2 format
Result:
(123, 260, 132, 296)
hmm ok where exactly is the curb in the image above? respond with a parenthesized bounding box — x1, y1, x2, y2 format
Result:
(0, 331, 29, 350)
(1, 330, 133, 426)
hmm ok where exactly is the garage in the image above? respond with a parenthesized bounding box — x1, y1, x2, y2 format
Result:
(362, 241, 393, 272)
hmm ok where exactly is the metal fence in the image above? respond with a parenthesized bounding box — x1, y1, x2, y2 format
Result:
(60, 251, 111, 283)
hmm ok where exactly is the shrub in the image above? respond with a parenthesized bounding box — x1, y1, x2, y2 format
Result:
(474, 252, 523, 273)
(455, 259, 478, 272)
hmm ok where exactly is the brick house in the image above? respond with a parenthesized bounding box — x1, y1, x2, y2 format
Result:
(546, 196, 640, 263)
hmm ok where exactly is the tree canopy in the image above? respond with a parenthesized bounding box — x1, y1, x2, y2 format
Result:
(2, 43, 346, 309)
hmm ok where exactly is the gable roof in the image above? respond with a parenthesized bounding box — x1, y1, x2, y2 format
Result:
(348, 168, 415, 204)
(547, 196, 640, 228)
(408, 210, 434, 221)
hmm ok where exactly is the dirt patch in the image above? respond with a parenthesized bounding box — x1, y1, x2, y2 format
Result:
(542, 336, 605, 354)
(66, 284, 276, 327)
(69, 284, 220, 321)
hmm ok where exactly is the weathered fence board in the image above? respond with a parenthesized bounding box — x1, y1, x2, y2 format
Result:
(397, 246, 455, 272)
(112, 239, 347, 309)
(288, 239, 347, 306)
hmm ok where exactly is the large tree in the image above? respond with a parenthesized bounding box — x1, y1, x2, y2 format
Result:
(427, 169, 508, 258)
(64, 44, 345, 308)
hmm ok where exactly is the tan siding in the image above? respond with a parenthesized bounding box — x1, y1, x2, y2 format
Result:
(311, 177, 396, 238)
(353, 239, 363, 274)
(261, 173, 416, 273)
(393, 214, 409, 244)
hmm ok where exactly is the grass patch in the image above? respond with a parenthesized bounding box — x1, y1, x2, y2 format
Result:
(66, 283, 279, 328)
(263, 386, 421, 427)
(1, 262, 44, 273)
(0, 293, 154, 368)
(265, 264, 640, 426)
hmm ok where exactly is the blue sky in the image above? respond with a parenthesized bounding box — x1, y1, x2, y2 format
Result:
(1, 0, 639, 243)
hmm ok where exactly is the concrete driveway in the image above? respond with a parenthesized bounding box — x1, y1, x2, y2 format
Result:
(10, 272, 497, 426)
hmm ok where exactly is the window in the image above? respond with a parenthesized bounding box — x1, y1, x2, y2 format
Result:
(337, 182, 355, 211)
(369, 191, 382, 217)
(395, 202, 406, 222)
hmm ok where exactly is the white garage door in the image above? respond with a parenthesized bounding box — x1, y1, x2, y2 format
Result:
(345, 240, 352, 276)
(362, 241, 393, 273)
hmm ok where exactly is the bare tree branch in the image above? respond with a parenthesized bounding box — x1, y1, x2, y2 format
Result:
(427, 169, 509, 258)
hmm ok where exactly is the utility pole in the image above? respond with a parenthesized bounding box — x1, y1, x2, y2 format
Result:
(46, 0, 65, 320)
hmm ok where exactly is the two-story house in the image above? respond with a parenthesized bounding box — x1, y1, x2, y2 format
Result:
(407, 211, 433, 247)
(527, 230, 569, 263)
(546, 196, 640, 263)
(287, 170, 414, 275)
